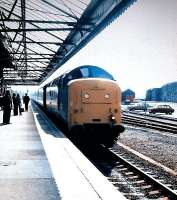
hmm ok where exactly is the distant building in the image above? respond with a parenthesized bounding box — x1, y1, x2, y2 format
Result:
(146, 88, 161, 101)
(161, 82, 177, 102)
(122, 89, 135, 103)
(146, 81, 177, 102)
(146, 89, 152, 101)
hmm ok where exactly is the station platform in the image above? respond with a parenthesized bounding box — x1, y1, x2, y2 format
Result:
(0, 103, 126, 200)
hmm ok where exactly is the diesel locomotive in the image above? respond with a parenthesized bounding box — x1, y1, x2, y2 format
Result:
(34, 65, 124, 146)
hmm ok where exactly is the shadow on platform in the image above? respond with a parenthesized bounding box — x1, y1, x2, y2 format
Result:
(36, 113, 65, 139)
(0, 122, 12, 126)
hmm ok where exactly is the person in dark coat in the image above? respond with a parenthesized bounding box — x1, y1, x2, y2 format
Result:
(2, 90, 12, 124)
(12, 93, 18, 116)
(16, 93, 22, 115)
(23, 93, 30, 111)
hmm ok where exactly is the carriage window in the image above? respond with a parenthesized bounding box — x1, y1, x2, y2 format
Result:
(80, 68, 89, 77)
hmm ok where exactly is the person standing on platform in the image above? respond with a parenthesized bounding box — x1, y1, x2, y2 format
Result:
(16, 93, 22, 115)
(23, 93, 30, 111)
(2, 90, 12, 124)
(12, 93, 18, 116)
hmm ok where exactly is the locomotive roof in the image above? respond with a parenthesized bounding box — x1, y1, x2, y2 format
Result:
(46, 65, 114, 87)
(63, 65, 113, 77)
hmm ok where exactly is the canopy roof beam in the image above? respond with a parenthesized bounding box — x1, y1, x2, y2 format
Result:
(0, 0, 136, 86)
(0, 19, 94, 26)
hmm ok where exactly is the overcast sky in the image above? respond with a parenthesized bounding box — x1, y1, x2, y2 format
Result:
(42, 0, 177, 98)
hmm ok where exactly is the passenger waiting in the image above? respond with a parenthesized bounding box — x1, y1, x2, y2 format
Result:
(12, 93, 18, 116)
(2, 90, 12, 124)
(16, 93, 22, 115)
(23, 93, 30, 111)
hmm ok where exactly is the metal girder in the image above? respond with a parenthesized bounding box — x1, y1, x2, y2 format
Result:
(10, 41, 75, 46)
(0, 19, 93, 26)
(0, 0, 136, 86)
(0, 27, 92, 32)
(19, 0, 27, 79)
(13, 58, 52, 60)
(0, 6, 65, 42)
(14, 32, 57, 53)
(4, 69, 46, 72)
(6, 66, 47, 70)
(9, 53, 54, 56)
(3, 79, 40, 85)
(7, 0, 18, 19)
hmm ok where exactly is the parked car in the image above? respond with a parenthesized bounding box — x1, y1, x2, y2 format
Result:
(148, 105, 174, 114)
(128, 103, 152, 111)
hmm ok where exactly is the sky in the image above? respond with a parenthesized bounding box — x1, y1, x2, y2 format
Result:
(16, 0, 177, 98)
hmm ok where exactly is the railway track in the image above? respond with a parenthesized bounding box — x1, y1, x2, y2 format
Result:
(109, 145, 177, 199)
(122, 111, 177, 133)
(122, 110, 177, 122)
(89, 144, 177, 200)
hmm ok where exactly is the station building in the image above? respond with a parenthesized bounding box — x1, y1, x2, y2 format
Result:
(122, 89, 135, 103)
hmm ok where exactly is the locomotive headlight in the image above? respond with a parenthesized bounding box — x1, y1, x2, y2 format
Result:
(111, 116, 115, 120)
(105, 94, 110, 99)
(109, 114, 116, 123)
(84, 93, 90, 99)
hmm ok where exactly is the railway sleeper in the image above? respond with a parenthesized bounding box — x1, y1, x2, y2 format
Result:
(122, 192, 145, 197)
(116, 164, 124, 168)
(132, 180, 146, 186)
(141, 184, 152, 189)
(127, 175, 139, 180)
(146, 190, 161, 198)
(124, 172, 134, 175)
(112, 181, 128, 186)
(116, 168, 128, 172)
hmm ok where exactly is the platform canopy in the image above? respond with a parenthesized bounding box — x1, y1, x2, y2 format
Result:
(0, 0, 136, 85)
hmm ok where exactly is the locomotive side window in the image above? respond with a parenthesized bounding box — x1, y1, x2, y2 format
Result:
(80, 68, 89, 77)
